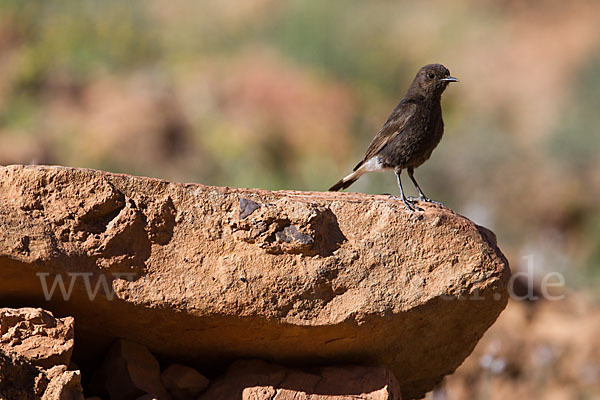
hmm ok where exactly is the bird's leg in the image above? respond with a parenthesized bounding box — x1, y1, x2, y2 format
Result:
(407, 168, 443, 206)
(390, 170, 423, 212)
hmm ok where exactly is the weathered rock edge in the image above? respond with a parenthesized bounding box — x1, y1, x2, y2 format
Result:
(0, 165, 510, 399)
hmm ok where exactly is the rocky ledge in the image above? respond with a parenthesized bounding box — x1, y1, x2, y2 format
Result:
(0, 165, 510, 399)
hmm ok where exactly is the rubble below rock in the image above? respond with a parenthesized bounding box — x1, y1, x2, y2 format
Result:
(0, 165, 511, 399)
(0, 350, 42, 400)
(0, 307, 74, 369)
(42, 365, 84, 400)
(93, 339, 172, 400)
(161, 363, 209, 400)
(199, 359, 401, 400)
(0, 307, 83, 400)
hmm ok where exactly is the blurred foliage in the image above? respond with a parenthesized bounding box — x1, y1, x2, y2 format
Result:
(0, 0, 160, 135)
(2, 0, 159, 86)
(0, 0, 599, 289)
(267, 0, 409, 96)
(548, 49, 600, 171)
(547, 46, 600, 278)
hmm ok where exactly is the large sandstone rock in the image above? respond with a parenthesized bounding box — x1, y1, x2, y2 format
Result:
(0, 165, 510, 399)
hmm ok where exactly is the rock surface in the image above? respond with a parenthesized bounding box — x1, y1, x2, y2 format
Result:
(0, 165, 510, 399)
(199, 359, 401, 400)
(0, 307, 83, 400)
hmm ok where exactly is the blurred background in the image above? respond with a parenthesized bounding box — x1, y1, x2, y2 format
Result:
(0, 0, 599, 398)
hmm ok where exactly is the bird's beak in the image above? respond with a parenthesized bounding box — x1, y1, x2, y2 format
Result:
(440, 76, 459, 82)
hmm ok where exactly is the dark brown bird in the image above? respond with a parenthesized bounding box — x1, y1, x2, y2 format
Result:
(329, 64, 458, 211)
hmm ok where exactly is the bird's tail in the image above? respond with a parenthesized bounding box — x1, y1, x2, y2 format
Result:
(329, 170, 362, 191)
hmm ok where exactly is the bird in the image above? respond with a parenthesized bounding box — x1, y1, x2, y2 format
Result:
(328, 63, 458, 211)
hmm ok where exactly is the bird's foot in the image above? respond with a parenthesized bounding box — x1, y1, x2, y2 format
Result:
(408, 196, 444, 207)
(389, 195, 423, 212)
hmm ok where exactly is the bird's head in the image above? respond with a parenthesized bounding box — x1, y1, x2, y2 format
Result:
(410, 64, 458, 97)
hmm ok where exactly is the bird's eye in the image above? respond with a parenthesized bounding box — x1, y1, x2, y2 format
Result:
(427, 73, 435, 80)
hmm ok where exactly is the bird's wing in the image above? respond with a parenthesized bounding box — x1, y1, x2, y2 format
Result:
(353, 101, 417, 171)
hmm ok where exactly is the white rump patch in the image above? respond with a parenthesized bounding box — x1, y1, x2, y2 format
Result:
(361, 156, 386, 172)
(340, 156, 387, 185)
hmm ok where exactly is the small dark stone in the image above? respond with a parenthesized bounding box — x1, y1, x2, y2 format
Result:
(239, 198, 261, 220)
(275, 225, 314, 245)
(275, 230, 289, 243)
(17, 236, 30, 254)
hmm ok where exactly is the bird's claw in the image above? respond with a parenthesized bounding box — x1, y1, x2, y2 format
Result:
(408, 196, 444, 207)
(389, 195, 424, 212)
